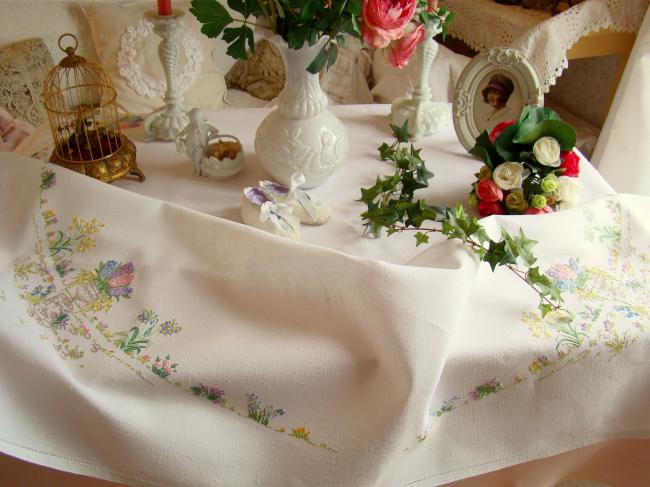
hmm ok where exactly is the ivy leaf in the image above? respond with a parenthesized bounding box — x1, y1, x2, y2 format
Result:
(378, 142, 393, 161)
(484, 240, 512, 271)
(416, 163, 434, 185)
(415, 232, 430, 246)
(391, 120, 412, 143)
(327, 43, 339, 69)
(527, 267, 563, 302)
(191, 0, 234, 38)
(539, 303, 553, 317)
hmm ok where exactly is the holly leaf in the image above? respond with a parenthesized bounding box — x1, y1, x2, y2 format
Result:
(391, 120, 412, 143)
(191, 0, 234, 38)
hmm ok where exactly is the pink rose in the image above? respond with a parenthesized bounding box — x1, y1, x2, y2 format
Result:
(489, 120, 515, 144)
(560, 151, 580, 177)
(477, 200, 505, 217)
(388, 23, 425, 68)
(475, 179, 503, 202)
(525, 206, 554, 215)
(361, 0, 417, 48)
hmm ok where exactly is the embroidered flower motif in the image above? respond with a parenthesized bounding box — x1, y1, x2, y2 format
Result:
(469, 379, 503, 400)
(290, 427, 311, 441)
(51, 313, 70, 330)
(192, 383, 226, 405)
(94, 260, 135, 299)
(152, 354, 178, 379)
(40, 168, 56, 190)
(246, 393, 285, 426)
(528, 355, 551, 374)
(159, 319, 182, 336)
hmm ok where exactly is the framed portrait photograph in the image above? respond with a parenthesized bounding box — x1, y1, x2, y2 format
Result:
(452, 48, 544, 151)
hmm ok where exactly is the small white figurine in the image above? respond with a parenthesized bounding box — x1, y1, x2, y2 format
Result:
(175, 108, 244, 180)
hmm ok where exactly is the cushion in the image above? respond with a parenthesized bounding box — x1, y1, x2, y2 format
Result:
(81, 0, 227, 114)
(225, 39, 285, 101)
(0, 37, 53, 126)
(370, 43, 470, 104)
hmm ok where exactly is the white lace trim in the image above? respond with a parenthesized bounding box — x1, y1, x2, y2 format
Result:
(445, 0, 649, 92)
(117, 19, 203, 99)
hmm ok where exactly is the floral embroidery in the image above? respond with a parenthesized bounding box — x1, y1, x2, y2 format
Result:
(191, 383, 227, 405)
(431, 396, 460, 417)
(469, 379, 503, 400)
(152, 354, 178, 379)
(246, 392, 285, 426)
(40, 168, 56, 189)
(13, 166, 338, 453)
(94, 261, 134, 300)
(527, 355, 552, 374)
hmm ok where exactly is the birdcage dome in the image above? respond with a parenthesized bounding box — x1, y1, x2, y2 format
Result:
(43, 34, 143, 183)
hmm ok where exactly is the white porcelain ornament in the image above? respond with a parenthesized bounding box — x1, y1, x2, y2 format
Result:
(175, 108, 244, 180)
(254, 36, 349, 189)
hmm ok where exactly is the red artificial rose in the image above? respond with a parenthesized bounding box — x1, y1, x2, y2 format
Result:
(475, 179, 503, 202)
(478, 200, 505, 217)
(489, 120, 516, 144)
(560, 151, 581, 177)
(525, 206, 554, 215)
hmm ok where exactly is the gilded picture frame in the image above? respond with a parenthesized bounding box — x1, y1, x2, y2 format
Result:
(452, 47, 544, 151)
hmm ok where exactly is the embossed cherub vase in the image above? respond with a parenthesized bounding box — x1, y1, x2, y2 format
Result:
(254, 37, 349, 188)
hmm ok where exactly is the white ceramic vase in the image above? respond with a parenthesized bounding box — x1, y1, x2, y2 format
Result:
(390, 24, 451, 140)
(254, 36, 349, 188)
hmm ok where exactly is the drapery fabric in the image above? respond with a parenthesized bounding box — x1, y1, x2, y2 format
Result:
(445, 0, 649, 91)
(1, 147, 649, 486)
(592, 7, 650, 196)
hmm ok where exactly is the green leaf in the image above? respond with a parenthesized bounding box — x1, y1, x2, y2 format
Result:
(415, 232, 430, 246)
(539, 303, 553, 317)
(484, 240, 514, 271)
(495, 123, 525, 162)
(307, 44, 328, 74)
(378, 142, 393, 161)
(416, 163, 434, 185)
(469, 131, 501, 169)
(327, 43, 338, 69)
(515, 106, 561, 137)
(512, 120, 577, 151)
(190, 0, 234, 38)
(222, 26, 254, 60)
(391, 120, 412, 143)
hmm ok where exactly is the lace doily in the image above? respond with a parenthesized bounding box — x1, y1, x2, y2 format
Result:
(445, 0, 649, 91)
(117, 19, 203, 99)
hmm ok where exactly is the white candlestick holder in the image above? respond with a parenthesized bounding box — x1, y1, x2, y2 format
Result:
(143, 10, 189, 141)
(390, 24, 451, 141)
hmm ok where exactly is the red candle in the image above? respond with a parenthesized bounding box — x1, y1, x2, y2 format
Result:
(157, 0, 172, 15)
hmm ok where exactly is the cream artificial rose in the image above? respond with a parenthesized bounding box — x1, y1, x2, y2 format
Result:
(557, 176, 583, 210)
(533, 137, 562, 167)
(492, 162, 526, 190)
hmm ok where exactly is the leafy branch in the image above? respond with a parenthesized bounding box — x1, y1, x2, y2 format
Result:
(360, 124, 570, 318)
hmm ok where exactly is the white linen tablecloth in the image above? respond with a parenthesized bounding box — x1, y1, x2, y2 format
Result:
(1, 105, 649, 486)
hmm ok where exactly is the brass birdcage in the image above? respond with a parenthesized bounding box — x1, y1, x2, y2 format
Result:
(43, 34, 144, 183)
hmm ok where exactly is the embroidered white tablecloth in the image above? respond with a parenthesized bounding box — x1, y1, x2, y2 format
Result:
(444, 0, 650, 91)
(1, 105, 649, 486)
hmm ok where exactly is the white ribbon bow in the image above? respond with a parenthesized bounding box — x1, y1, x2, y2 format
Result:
(288, 172, 318, 221)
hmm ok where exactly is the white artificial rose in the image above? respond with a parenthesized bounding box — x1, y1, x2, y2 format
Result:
(533, 136, 562, 167)
(557, 176, 583, 210)
(492, 162, 527, 190)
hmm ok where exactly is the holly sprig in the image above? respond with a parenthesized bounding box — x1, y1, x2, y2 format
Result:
(360, 124, 569, 318)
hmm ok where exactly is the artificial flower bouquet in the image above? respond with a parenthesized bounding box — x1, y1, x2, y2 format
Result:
(468, 106, 583, 217)
(190, 0, 453, 72)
